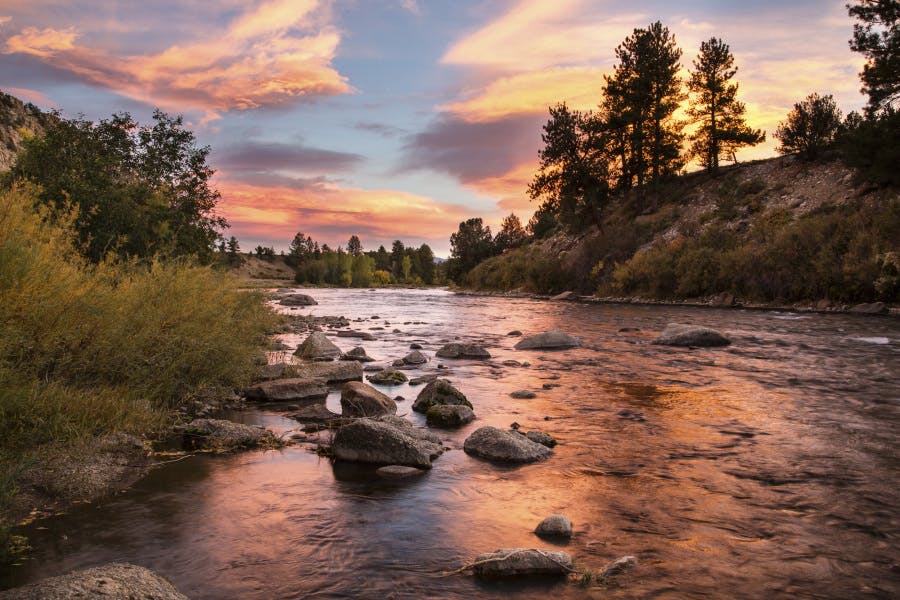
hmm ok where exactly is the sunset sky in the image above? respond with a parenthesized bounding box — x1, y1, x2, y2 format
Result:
(0, 0, 866, 256)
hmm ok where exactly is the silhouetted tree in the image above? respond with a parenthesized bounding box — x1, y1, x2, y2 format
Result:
(347, 235, 362, 256)
(447, 218, 495, 282)
(494, 213, 527, 251)
(286, 232, 315, 266)
(775, 93, 843, 160)
(390, 240, 405, 279)
(848, 0, 900, 114)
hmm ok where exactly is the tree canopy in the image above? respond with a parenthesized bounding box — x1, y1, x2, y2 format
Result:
(849, 0, 900, 113)
(774, 93, 843, 160)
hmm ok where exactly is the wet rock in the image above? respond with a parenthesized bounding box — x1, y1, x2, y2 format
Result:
(244, 378, 328, 403)
(525, 430, 557, 448)
(409, 373, 440, 386)
(514, 331, 582, 350)
(289, 404, 340, 426)
(510, 390, 536, 399)
(332, 417, 443, 468)
(367, 368, 409, 385)
(364, 365, 384, 372)
(849, 301, 887, 314)
(600, 555, 639, 579)
(426, 405, 475, 428)
(294, 331, 343, 360)
(340, 381, 397, 418)
(471, 548, 573, 578)
(463, 426, 552, 463)
(341, 346, 375, 362)
(617, 409, 646, 422)
(290, 361, 364, 383)
(502, 359, 522, 367)
(337, 329, 376, 341)
(279, 293, 317, 306)
(412, 379, 472, 412)
(0, 563, 189, 600)
(618, 327, 640, 332)
(535, 514, 573, 538)
(435, 343, 491, 359)
(409, 343, 423, 350)
(653, 323, 731, 347)
(507, 330, 523, 336)
(177, 419, 278, 452)
(402, 349, 428, 365)
(376, 465, 427, 479)
(550, 291, 575, 301)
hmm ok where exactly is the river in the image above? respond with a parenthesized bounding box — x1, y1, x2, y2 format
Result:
(2, 288, 898, 599)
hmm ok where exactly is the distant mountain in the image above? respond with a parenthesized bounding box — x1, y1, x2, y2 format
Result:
(0, 90, 53, 171)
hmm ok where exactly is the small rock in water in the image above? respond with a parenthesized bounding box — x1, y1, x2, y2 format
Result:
(367, 368, 409, 385)
(376, 465, 427, 479)
(435, 343, 491, 359)
(294, 331, 343, 360)
(535, 514, 573, 538)
(341, 346, 375, 362)
(507, 330, 523, 336)
(514, 331, 582, 350)
(279, 293, 317, 307)
(401, 350, 428, 365)
(426, 404, 475, 428)
(409, 373, 439, 386)
(176, 419, 277, 452)
(413, 379, 471, 412)
(464, 426, 552, 464)
(652, 323, 730, 347)
(340, 381, 397, 417)
(525, 430, 557, 447)
(618, 327, 640, 332)
(471, 548, 573, 578)
(410, 343, 423, 350)
(510, 390, 537, 399)
(600, 555, 639, 579)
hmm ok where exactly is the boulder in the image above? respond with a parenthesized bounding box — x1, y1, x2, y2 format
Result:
(535, 514, 573, 538)
(463, 426, 552, 464)
(435, 343, 491, 359)
(337, 329, 376, 341)
(176, 419, 277, 452)
(401, 349, 428, 365)
(849, 301, 887, 314)
(471, 548, 573, 578)
(653, 323, 731, 347)
(341, 346, 375, 362)
(244, 377, 328, 403)
(340, 381, 397, 417)
(279, 293, 317, 306)
(525, 430, 557, 448)
(514, 331, 582, 350)
(332, 417, 443, 468)
(367, 368, 408, 385)
(290, 361, 364, 383)
(294, 331, 343, 360)
(509, 390, 536, 399)
(0, 563, 189, 600)
(412, 379, 471, 412)
(426, 405, 475, 428)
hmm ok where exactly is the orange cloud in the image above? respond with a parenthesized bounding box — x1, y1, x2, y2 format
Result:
(2, 0, 350, 119)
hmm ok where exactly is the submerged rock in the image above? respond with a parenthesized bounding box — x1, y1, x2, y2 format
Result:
(463, 426, 552, 464)
(653, 323, 731, 347)
(471, 548, 573, 578)
(337, 329, 376, 341)
(340, 381, 397, 417)
(244, 377, 328, 403)
(332, 417, 443, 468)
(0, 563, 189, 600)
(367, 368, 409, 385)
(435, 343, 491, 359)
(509, 390, 536, 399)
(376, 465, 427, 479)
(412, 378, 471, 412)
(426, 404, 475, 428)
(279, 293, 317, 307)
(294, 331, 343, 360)
(177, 419, 277, 452)
(514, 331, 582, 350)
(535, 514, 573, 538)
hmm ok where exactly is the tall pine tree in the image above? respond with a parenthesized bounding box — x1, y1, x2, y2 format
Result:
(848, 0, 900, 114)
(687, 38, 765, 173)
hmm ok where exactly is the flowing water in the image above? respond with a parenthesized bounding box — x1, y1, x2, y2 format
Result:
(3, 289, 899, 599)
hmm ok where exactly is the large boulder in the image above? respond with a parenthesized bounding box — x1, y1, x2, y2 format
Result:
(0, 563, 189, 600)
(435, 343, 491, 359)
(341, 346, 375, 362)
(471, 548, 573, 578)
(294, 331, 343, 360)
(426, 405, 475, 428)
(412, 379, 471, 412)
(290, 361, 363, 383)
(514, 331, 582, 350)
(176, 419, 278, 452)
(340, 381, 397, 417)
(244, 377, 328, 402)
(332, 417, 444, 468)
(367, 368, 408, 385)
(279, 293, 317, 306)
(463, 426, 552, 464)
(652, 323, 731, 347)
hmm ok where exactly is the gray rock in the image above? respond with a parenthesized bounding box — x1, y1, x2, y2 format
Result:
(289, 361, 364, 383)
(176, 419, 277, 452)
(471, 548, 573, 578)
(409, 343, 423, 350)
(402, 349, 428, 365)
(849, 301, 887, 314)
(653, 323, 731, 347)
(514, 330, 582, 350)
(409, 373, 440, 386)
(367, 368, 408, 385)
(412, 379, 472, 412)
(435, 343, 491, 359)
(244, 377, 328, 403)
(463, 426, 552, 463)
(535, 514, 573, 538)
(332, 417, 443, 468)
(0, 563, 189, 600)
(337, 329, 377, 341)
(376, 465, 427, 479)
(550, 291, 575, 301)
(340, 381, 397, 417)
(507, 330, 523, 336)
(289, 404, 340, 425)
(294, 331, 343, 360)
(279, 293, 317, 306)
(341, 346, 375, 362)
(525, 430, 557, 447)
(600, 555, 639, 579)
(510, 390, 536, 399)
(426, 404, 475, 428)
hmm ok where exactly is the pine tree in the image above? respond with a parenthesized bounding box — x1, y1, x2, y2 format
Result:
(848, 0, 900, 114)
(687, 38, 765, 173)
(774, 93, 843, 160)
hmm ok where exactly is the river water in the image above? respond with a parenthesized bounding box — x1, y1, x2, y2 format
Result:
(2, 289, 899, 599)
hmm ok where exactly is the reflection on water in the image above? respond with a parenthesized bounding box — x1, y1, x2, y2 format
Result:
(3, 289, 899, 598)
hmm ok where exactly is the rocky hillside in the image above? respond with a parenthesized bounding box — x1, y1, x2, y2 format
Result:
(464, 156, 899, 307)
(0, 90, 52, 171)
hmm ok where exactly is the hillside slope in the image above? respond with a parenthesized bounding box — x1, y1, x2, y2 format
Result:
(465, 157, 899, 307)
(0, 90, 52, 171)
